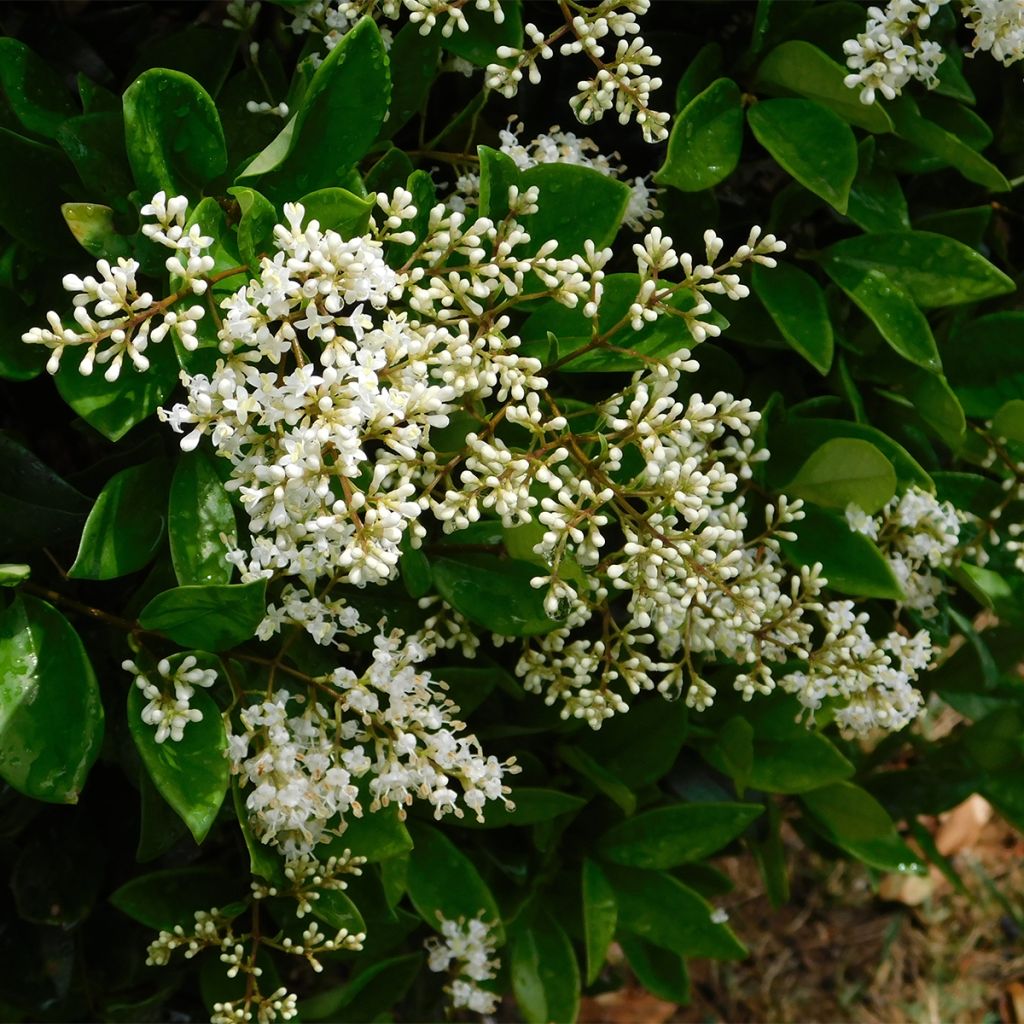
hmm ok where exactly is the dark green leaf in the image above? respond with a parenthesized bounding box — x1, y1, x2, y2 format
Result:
(128, 679, 229, 843)
(558, 744, 635, 815)
(168, 449, 237, 586)
(123, 69, 227, 196)
(138, 581, 267, 650)
(312, 888, 366, 935)
(753, 262, 833, 373)
(110, 867, 240, 930)
(946, 313, 1024, 417)
(0, 38, 77, 138)
(301, 953, 422, 1023)
(824, 230, 1013, 310)
(441, 0, 522, 66)
(445, 788, 585, 829)
(747, 98, 857, 213)
(69, 460, 170, 580)
(477, 144, 520, 221)
(656, 79, 743, 192)
(619, 934, 690, 1004)
(755, 41, 893, 132)
(786, 438, 896, 513)
(801, 781, 924, 873)
(406, 821, 503, 939)
(381, 23, 439, 138)
(992, 399, 1024, 443)
(0, 595, 103, 803)
(781, 505, 905, 599)
(432, 554, 560, 637)
(56, 112, 134, 211)
(228, 185, 276, 266)
(325, 804, 413, 862)
(608, 866, 746, 959)
(300, 186, 375, 237)
(675, 43, 723, 110)
(598, 803, 763, 869)
(582, 859, 617, 985)
(511, 909, 579, 1024)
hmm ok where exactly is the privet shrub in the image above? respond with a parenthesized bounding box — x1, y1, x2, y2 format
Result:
(1, 0, 1023, 1020)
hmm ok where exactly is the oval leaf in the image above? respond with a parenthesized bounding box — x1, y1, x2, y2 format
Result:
(511, 910, 580, 1024)
(138, 581, 267, 651)
(0, 595, 103, 803)
(786, 438, 896, 513)
(168, 450, 236, 586)
(582, 859, 617, 985)
(753, 262, 833, 374)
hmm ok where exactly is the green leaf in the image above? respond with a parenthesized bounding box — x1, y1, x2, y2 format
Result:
(127, 26, 240, 98)
(0, 432, 89, 558)
(138, 581, 267, 651)
(0, 564, 29, 587)
(753, 262, 833, 373)
(786, 438, 896, 513)
(890, 95, 1009, 192)
(128, 677, 229, 843)
(582, 859, 617, 985)
(110, 867, 240, 930)
(232, 780, 286, 885)
(440, 0, 522, 66)
(168, 449, 237, 586)
(432, 554, 560, 637)
(607, 866, 746, 959)
(847, 155, 910, 233)
(655, 78, 743, 192)
(520, 163, 630, 256)
(228, 185, 276, 266)
(801, 781, 924, 874)
(477, 144, 520, 221)
(511, 909, 580, 1024)
(0, 38, 77, 138)
(56, 112, 135, 212)
(405, 821, 503, 939)
(240, 19, 390, 200)
(299, 186, 375, 237)
(598, 803, 763, 870)
(69, 460, 170, 580)
(326, 804, 413, 862)
(0, 595, 103, 803)
(946, 313, 1024, 417)
(766, 418, 933, 490)
(823, 230, 1014, 310)
(558, 744, 636, 815)
(445, 788, 586, 829)
(896, 367, 966, 449)
(61, 202, 132, 260)
(619, 934, 690, 1004)
(675, 43, 723, 110)
(781, 505, 905, 599)
(747, 98, 857, 213)
(381, 23, 440, 138)
(992, 399, 1024, 443)
(754, 41, 893, 133)
(312, 888, 366, 935)
(302, 953, 422, 1023)
(123, 68, 227, 196)
(0, 128, 78, 255)
(55, 332, 181, 441)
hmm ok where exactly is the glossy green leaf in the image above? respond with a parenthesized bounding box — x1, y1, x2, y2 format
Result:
(61, 202, 132, 260)
(324, 803, 412, 862)
(128, 678, 229, 843)
(619, 935, 690, 1004)
(0, 432, 89, 557)
(0, 564, 29, 587)
(123, 68, 227, 196)
(675, 42, 723, 110)
(69, 460, 170, 580)
(755, 41, 893, 133)
(138, 581, 267, 651)
(890, 95, 1009, 192)
(127, 26, 240, 98)
(608, 866, 746, 959)
(786, 438, 896, 513)
(823, 230, 1014, 310)
(406, 821, 503, 939)
(753, 262, 833, 373)
(432, 554, 561, 637)
(946, 313, 1024, 417)
(559, 744, 636, 815)
(56, 112, 134, 211)
(801, 781, 924, 874)
(240, 19, 390, 199)
(55, 333, 181, 441)
(656, 78, 743, 192)
(110, 867, 240, 930)
(228, 185, 276, 266)
(477, 144, 520, 221)
(312, 888, 366, 935)
(598, 803, 763, 869)
(299, 186, 375, 237)
(582, 859, 617, 985)
(0, 595, 103, 803)
(440, 0, 522, 66)
(168, 449, 236, 586)
(748, 98, 857, 213)
(847, 159, 909, 233)
(302, 953, 422, 1023)
(992, 399, 1024, 443)
(446, 788, 586, 829)
(232, 780, 286, 885)
(0, 37, 77, 138)
(511, 909, 579, 1024)
(766, 418, 933, 490)
(520, 163, 630, 256)
(0, 128, 79, 255)
(781, 505, 905, 599)
(381, 23, 440, 138)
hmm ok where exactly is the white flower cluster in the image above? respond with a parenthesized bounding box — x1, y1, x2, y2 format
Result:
(251, 850, 366, 918)
(22, 192, 215, 379)
(450, 123, 660, 230)
(123, 654, 218, 743)
(846, 487, 961, 616)
(845, 0, 1024, 104)
(425, 914, 501, 1015)
(485, 0, 670, 142)
(229, 629, 517, 860)
(779, 602, 930, 735)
